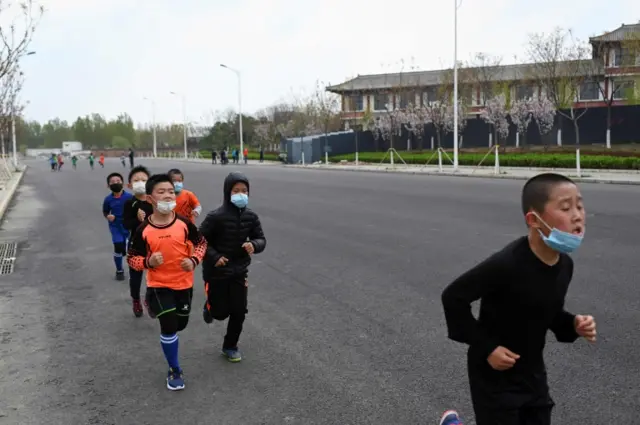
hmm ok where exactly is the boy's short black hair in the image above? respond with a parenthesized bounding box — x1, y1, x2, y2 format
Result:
(146, 173, 174, 195)
(128, 165, 151, 182)
(106, 172, 124, 184)
(521, 173, 576, 215)
(167, 168, 183, 179)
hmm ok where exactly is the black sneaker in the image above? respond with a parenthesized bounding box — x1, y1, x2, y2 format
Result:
(202, 304, 213, 324)
(116, 271, 125, 281)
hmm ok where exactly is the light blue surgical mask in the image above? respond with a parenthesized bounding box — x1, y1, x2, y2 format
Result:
(230, 193, 248, 208)
(534, 213, 584, 254)
(173, 182, 183, 193)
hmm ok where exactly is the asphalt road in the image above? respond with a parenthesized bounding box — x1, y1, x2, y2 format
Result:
(0, 158, 638, 425)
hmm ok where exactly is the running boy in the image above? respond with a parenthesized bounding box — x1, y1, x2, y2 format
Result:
(71, 155, 78, 170)
(200, 172, 266, 362)
(168, 168, 202, 223)
(127, 173, 207, 390)
(103, 172, 133, 281)
(123, 165, 154, 317)
(89, 153, 95, 170)
(99, 153, 105, 168)
(441, 173, 596, 425)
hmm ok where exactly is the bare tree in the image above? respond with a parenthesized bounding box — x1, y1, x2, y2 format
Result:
(0, 0, 44, 81)
(527, 28, 594, 147)
(464, 53, 505, 106)
(313, 80, 341, 153)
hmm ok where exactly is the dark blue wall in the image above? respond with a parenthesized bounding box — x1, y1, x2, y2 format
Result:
(323, 105, 640, 154)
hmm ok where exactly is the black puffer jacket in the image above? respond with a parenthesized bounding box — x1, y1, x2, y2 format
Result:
(200, 172, 266, 279)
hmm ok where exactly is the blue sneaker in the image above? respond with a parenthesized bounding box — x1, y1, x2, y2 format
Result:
(439, 410, 462, 425)
(166, 368, 185, 391)
(221, 347, 242, 362)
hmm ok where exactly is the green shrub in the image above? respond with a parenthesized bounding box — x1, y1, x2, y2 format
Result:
(328, 152, 640, 170)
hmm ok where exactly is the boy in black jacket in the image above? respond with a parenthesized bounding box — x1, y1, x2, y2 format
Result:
(123, 165, 154, 317)
(200, 172, 266, 362)
(441, 173, 596, 425)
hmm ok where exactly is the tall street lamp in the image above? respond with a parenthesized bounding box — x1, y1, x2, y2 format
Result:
(143, 97, 157, 157)
(220, 64, 244, 163)
(169, 91, 188, 159)
(452, 0, 462, 170)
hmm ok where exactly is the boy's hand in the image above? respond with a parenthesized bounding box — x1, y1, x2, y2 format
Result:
(137, 209, 146, 222)
(148, 252, 164, 268)
(575, 315, 597, 342)
(180, 258, 195, 271)
(106, 214, 115, 222)
(215, 256, 228, 267)
(487, 346, 520, 371)
(242, 242, 255, 255)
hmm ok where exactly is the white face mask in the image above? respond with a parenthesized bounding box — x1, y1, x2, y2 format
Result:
(156, 200, 176, 214)
(132, 181, 147, 195)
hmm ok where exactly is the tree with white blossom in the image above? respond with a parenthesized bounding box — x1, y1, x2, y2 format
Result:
(509, 97, 534, 147)
(480, 94, 509, 147)
(403, 103, 429, 150)
(531, 95, 556, 147)
(373, 103, 406, 151)
(444, 99, 468, 148)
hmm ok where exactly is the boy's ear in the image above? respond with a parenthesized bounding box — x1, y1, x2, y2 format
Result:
(524, 211, 542, 229)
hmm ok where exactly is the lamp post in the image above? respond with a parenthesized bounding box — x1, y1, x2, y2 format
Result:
(143, 97, 157, 157)
(452, 0, 460, 170)
(220, 64, 244, 163)
(169, 91, 188, 158)
(10, 50, 36, 168)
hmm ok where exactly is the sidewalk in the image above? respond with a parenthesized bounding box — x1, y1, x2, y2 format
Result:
(0, 166, 27, 221)
(145, 157, 280, 166)
(285, 162, 640, 185)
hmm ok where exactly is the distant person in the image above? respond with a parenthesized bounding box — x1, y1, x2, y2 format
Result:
(200, 172, 266, 362)
(168, 168, 202, 224)
(259, 146, 264, 163)
(88, 153, 95, 170)
(57, 153, 64, 171)
(121, 153, 126, 168)
(231, 148, 237, 164)
(441, 173, 595, 425)
(128, 148, 135, 168)
(49, 153, 57, 171)
(220, 149, 226, 165)
(243, 147, 248, 164)
(102, 172, 133, 281)
(71, 155, 78, 170)
(127, 173, 207, 391)
(123, 165, 154, 318)
(99, 153, 105, 168)
(211, 150, 217, 164)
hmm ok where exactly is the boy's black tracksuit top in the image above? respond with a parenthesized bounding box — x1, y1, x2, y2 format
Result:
(199, 172, 266, 280)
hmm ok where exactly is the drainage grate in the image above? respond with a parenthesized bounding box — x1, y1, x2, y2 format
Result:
(0, 242, 17, 275)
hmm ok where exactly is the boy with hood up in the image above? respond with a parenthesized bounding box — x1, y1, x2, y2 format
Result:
(199, 172, 266, 362)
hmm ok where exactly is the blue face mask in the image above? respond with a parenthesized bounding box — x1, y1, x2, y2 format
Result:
(230, 193, 248, 208)
(534, 213, 584, 254)
(173, 182, 183, 193)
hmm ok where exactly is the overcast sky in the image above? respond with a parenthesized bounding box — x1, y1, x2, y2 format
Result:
(10, 0, 640, 127)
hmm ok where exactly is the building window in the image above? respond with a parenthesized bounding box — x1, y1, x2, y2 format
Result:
(397, 91, 414, 109)
(579, 81, 600, 101)
(373, 93, 389, 111)
(516, 84, 534, 100)
(613, 47, 639, 67)
(422, 87, 438, 104)
(613, 80, 634, 99)
(350, 95, 363, 111)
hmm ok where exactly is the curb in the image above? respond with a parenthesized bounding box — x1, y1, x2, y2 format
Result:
(284, 165, 640, 185)
(0, 167, 27, 223)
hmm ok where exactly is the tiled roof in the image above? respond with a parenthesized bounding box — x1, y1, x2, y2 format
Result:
(326, 60, 599, 93)
(589, 23, 640, 42)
